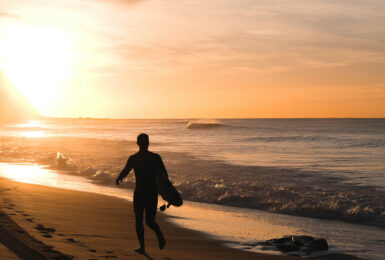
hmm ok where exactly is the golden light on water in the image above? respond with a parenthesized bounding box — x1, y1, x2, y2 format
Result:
(0, 24, 75, 113)
(17, 120, 44, 128)
(0, 164, 49, 184)
(22, 131, 45, 138)
(18, 121, 46, 138)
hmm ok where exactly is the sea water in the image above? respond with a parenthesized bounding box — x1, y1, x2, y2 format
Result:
(2, 118, 384, 186)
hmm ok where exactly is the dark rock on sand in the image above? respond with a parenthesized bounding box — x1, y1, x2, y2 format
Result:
(256, 235, 329, 256)
(276, 244, 301, 252)
(305, 238, 328, 252)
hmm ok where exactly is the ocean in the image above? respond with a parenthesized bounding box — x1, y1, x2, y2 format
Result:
(0, 118, 385, 258)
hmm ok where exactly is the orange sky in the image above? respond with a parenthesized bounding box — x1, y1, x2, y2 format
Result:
(0, 0, 385, 118)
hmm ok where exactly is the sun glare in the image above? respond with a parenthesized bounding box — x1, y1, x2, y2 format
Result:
(16, 120, 46, 138)
(0, 164, 49, 184)
(22, 131, 45, 138)
(0, 24, 75, 112)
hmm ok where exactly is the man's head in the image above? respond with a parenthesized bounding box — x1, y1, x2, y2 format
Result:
(137, 133, 149, 151)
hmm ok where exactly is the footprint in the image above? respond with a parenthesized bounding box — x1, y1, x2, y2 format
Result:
(35, 224, 56, 233)
(34, 224, 56, 238)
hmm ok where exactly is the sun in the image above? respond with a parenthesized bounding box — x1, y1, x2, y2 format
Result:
(0, 23, 75, 113)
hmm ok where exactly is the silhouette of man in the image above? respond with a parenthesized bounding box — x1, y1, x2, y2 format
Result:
(116, 133, 166, 254)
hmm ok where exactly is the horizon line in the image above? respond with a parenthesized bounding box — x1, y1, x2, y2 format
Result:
(41, 116, 385, 120)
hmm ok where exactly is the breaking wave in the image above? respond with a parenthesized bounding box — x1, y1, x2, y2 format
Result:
(241, 135, 385, 149)
(186, 119, 226, 129)
(101, 156, 385, 229)
(172, 178, 385, 229)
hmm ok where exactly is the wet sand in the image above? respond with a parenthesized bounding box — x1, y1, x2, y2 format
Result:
(0, 176, 360, 259)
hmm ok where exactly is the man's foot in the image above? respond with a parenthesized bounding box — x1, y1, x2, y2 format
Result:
(159, 237, 166, 250)
(134, 247, 145, 254)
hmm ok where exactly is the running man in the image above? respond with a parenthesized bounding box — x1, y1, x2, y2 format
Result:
(116, 133, 166, 254)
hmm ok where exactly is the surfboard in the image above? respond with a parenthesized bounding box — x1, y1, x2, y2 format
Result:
(156, 169, 183, 208)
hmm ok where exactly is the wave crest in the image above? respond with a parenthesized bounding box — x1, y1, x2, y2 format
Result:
(186, 119, 224, 129)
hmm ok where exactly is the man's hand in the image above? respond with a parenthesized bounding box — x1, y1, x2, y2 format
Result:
(116, 178, 122, 186)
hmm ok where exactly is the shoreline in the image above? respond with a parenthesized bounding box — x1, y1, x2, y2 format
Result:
(1, 130, 384, 231)
(0, 174, 361, 259)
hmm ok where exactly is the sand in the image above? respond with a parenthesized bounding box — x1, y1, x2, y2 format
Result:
(0, 176, 360, 259)
(0, 243, 19, 260)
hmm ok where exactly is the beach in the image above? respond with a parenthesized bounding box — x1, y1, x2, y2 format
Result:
(0, 175, 274, 259)
(0, 174, 362, 260)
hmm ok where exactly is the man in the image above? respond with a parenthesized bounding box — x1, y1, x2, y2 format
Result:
(116, 133, 166, 254)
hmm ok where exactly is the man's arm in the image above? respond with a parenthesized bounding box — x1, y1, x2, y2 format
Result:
(116, 156, 133, 185)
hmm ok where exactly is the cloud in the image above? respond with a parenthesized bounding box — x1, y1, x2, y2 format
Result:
(84, 0, 385, 75)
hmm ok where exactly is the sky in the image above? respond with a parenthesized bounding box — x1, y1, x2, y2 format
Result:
(0, 0, 385, 118)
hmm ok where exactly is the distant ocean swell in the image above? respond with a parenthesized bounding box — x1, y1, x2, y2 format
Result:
(241, 136, 385, 148)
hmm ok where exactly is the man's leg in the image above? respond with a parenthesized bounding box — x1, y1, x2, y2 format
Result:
(145, 196, 166, 250)
(133, 197, 145, 253)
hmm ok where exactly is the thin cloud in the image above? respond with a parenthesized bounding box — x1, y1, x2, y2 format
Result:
(84, 0, 144, 5)
(87, 0, 385, 74)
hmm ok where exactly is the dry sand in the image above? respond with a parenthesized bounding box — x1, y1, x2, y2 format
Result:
(0, 176, 360, 259)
